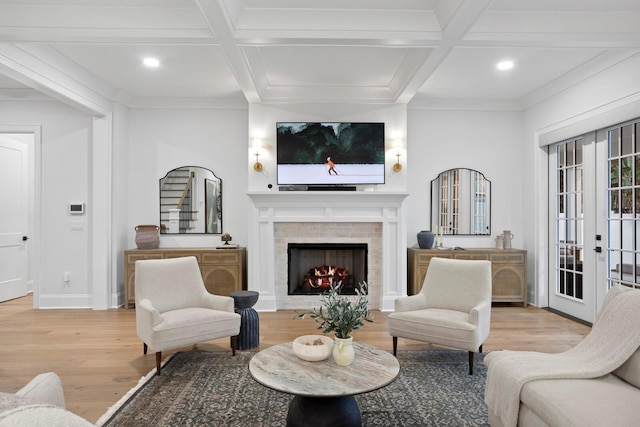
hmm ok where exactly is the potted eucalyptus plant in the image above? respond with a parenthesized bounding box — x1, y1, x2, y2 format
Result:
(297, 282, 373, 365)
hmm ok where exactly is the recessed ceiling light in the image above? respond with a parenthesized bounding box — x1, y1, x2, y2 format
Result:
(496, 60, 514, 71)
(143, 57, 160, 68)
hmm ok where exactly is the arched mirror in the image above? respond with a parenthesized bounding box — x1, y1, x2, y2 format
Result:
(159, 166, 222, 234)
(430, 168, 491, 235)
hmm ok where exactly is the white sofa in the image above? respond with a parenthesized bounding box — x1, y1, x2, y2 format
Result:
(0, 372, 92, 426)
(485, 284, 640, 427)
(487, 347, 640, 427)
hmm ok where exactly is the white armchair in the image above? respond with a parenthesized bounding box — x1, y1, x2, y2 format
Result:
(135, 256, 241, 374)
(388, 257, 492, 374)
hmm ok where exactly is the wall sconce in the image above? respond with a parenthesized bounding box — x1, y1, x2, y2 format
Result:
(393, 139, 403, 172)
(252, 138, 263, 172)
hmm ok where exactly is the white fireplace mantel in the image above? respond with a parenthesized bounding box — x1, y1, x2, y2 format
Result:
(247, 191, 409, 311)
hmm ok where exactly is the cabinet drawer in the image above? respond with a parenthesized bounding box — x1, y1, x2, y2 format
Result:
(453, 253, 490, 260)
(126, 253, 164, 263)
(163, 252, 202, 262)
(416, 253, 453, 263)
(202, 251, 240, 264)
(490, 253, 525, 263)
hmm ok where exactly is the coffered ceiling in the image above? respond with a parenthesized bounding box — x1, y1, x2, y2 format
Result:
(0, 0, 639, 109)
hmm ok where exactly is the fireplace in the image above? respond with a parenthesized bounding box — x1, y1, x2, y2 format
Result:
(247, 192, 409, 311)
(288, 243, 367, 295)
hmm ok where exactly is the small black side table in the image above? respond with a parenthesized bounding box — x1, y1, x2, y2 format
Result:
(230, 290, 260, 350)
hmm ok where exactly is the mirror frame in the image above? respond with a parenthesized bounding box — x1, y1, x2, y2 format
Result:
(430, 168, 491, 236)
(159, 166, 222, 235)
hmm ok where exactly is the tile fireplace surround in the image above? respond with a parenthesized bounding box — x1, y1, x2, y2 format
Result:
(247, 192, 409, 311)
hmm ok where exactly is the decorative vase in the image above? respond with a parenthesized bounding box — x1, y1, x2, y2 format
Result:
(135, 225, 160, 249)
(417, 230, 435, 249)
(503, 230, 514, 249)
(333, 336, 355, 366)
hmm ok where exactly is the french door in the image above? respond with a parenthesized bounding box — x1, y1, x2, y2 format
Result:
(549, 135, 596, 322)
(549, 120, 640, 323)
(606, 122, 640, 294)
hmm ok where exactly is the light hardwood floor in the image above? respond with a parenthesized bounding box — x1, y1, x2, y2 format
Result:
(0, 295, 591, 423)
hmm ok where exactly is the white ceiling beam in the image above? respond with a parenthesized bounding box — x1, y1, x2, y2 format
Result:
(0, 43, 113, 116)
(195, 0, 261, 102)
(396, 0, 491, 104)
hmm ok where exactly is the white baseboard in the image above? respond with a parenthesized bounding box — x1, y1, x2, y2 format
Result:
(36, 293, 92, 309)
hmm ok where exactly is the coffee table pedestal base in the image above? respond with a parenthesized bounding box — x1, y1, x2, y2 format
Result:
(286, 395, 361, 427)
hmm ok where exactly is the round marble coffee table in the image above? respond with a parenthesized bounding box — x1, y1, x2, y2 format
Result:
(249, 341, 400, 427)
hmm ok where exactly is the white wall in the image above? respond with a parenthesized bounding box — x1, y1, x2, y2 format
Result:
(405, 108, 524, 249)
(126, 107, 249, 249)
(0, 100, 93, 307)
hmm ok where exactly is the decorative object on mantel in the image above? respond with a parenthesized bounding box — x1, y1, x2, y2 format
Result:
(292, 335, 334, 361)
(295, 282, 373, 366)
(217, 233, 239, 249)
(135, 225, 160, 249)
(417, 230, 435, 249)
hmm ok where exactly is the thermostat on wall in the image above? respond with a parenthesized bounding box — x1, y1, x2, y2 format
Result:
(69, 203, 85, 214)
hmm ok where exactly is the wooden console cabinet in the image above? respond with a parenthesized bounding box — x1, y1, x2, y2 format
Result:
(407, 248, 527, 306)
(124, 247, 247, 308)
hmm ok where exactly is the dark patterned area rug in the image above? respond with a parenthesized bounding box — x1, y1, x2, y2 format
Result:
(97, 349, 488, 426)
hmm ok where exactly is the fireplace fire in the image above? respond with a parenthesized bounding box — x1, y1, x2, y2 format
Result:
(303, 265, 352, 292)
(288, 243, 367, 295)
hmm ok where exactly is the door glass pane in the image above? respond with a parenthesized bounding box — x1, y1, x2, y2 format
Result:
(610, 128, 620, 157)
(608, 122, 640, 290)
(622, 125, 633, 156)
(610, 159, 619, 188)
(567, 141, 575, 166)
(576, 142, 583, 165)
(622, 188, 633, 213)
(554, 138, 584, 301)
(622, 157, 633, 187)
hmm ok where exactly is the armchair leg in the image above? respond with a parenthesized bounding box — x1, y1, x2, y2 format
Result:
(143, 343, 148, 355)
(231, 335, 238, 356)
(392, 336, 398, 356)
(479, 344, 483, 353)
(468, 351, 474, 375)
(155, 352, 162, 375)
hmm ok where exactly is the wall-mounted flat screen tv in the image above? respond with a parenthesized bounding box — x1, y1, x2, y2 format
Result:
(276, 122, 385, 186)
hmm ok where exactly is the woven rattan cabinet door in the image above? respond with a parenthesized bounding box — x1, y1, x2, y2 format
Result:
(201, 249, 246, 296)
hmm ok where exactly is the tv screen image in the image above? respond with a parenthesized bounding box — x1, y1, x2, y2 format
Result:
(276, 122, 385, 186)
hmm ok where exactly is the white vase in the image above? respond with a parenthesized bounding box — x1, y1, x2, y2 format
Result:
(333, 336, 355, 366)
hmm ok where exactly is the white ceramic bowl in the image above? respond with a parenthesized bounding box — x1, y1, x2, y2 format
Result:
(292, 335, 334, 362)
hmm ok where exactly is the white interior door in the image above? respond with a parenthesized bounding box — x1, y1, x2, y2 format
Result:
(0, 134, 30, 302)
